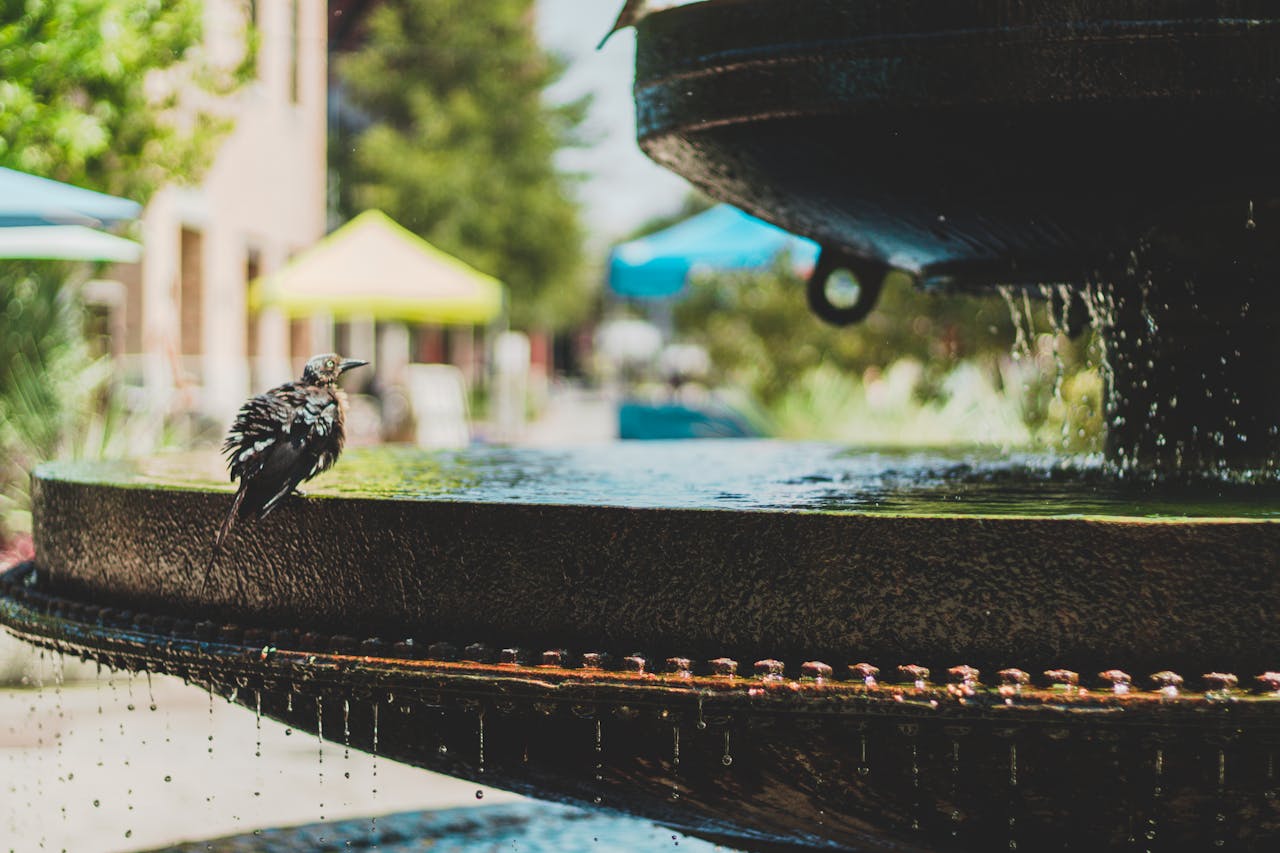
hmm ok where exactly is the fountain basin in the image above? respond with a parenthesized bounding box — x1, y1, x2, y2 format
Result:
(27, 443, 1280, 676)
(634, 0, 1280, 288)
(5, 443, 1280, 849)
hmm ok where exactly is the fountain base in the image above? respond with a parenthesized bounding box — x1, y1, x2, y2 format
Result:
(6, 444, 1280, 848)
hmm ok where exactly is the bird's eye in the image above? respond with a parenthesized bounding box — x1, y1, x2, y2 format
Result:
(326, 360, 335, 369)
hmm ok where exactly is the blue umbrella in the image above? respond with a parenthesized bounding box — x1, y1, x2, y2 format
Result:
(0, 167, 141, 227)
(608, 204, 819, 299)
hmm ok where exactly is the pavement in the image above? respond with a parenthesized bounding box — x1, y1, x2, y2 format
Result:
(0, 653, 520, 853)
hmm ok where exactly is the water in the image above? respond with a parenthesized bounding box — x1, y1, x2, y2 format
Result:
(56, 443, 1280, 519)
(155, 802, 726, 852)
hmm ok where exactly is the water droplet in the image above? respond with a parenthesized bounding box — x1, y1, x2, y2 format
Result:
(475, 789, 484, 800)
(164, 775, 171, 782)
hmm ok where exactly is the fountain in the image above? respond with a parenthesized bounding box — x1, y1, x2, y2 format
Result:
(4, 1, 1280, 849)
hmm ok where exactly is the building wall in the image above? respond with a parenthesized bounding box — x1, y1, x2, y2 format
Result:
(127, 0, 328, 419)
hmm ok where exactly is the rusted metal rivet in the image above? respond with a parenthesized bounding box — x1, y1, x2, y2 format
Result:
(755, 659, 785, 680)
(498, 647, 526, 665)
(1098, 669, 1131, 694)
(666, 657, 693, 677)
(622, 654, 647, 673)
(1202, 672, 1238, 692)
(243, 627, 269, 647)
(708, 657, 739, 677)
(427, 641, 458, 661)
(541, 649, 568, 667)
(462, 642, 494, 663)
(899, 664, 930, 688)
(581, 652, 611, 669)
(329, 634, 358, 654)
(850, 662, 880, 686)
(801, 661, 832, 681)
(393, 639, 424, 659)
(1150, 670, 1183, 697)
(1255, 672, 1280, 693)
(1044, 669, 1079, 688)
(298, 631, 324, 651)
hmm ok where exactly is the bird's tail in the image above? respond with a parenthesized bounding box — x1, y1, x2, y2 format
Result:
(204, 484, 248, 590)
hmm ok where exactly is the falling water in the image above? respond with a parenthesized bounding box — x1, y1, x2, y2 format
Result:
(1146, 747, 1164, 851)
(855, 728, 872, 778)
(670, 724, 681, 801)
(1213, 748, 1228, 848)
(909, 737, 921, 832)
(342, 698, 351, 765)
(593, 716, 604, 805)
(317, 696, 326, 833)
(949, 734, 963, 837)
(1008, 741, 1019, 851)
(370, 699, 380, 839)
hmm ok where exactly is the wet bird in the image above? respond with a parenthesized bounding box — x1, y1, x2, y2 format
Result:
(206, 353, 368, 582)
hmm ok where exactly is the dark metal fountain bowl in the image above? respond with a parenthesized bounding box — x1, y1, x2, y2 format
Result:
(635, 0, 1280, 289)
(5, 444, 1280, 849)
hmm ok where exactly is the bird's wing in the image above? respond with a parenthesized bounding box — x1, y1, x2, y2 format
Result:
(289, 388, 342, 481)
(222, 387, 302, 482)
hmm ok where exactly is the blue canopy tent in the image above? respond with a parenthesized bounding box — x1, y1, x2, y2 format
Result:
(608, 204, 820, 299)
(0, 167, 141, 228)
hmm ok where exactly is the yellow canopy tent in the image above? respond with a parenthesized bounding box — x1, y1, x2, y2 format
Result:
(250, 210, 505, 324)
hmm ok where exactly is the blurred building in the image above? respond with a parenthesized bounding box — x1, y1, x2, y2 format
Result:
(111, 0, 328, 419)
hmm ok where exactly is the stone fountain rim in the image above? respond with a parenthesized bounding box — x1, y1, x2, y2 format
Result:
(30, 458, 1280, 526)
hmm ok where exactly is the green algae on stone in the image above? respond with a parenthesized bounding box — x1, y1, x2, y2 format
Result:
(34, 442, 1280, 520)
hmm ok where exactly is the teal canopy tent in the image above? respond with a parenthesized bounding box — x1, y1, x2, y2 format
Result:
(608, 204, 820, 299)
(0, 167, 141, 228)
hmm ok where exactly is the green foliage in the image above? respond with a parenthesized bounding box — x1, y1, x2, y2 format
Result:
(672, 261, 1106, 449)
(0, 263, 107, 533)
(0, 0, 253, 201)
(673, 262, 1014, 407)
(332, 0, 588, 329)
(0, 0, 253, 539)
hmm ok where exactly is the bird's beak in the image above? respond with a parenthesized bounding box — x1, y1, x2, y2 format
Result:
(339, 359, 369, 373)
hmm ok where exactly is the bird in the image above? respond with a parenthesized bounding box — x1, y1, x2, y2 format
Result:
(597, 0, 646, 49)
(205, 353, 368, 583)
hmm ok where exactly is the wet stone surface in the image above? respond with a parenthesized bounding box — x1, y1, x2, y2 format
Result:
(29, 443, 1280, 677)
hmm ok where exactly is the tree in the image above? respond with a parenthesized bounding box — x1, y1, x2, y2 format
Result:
(0, 0, 251, 537)
(333, 0, 588, 329)
(0, 0, 251, 202)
